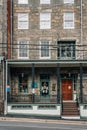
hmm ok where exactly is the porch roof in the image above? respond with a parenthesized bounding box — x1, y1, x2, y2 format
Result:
(6, 59, 87, 67)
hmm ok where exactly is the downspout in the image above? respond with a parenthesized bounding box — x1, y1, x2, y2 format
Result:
(4, 60, 8, 115)
(81, 0, 83, 56)
(3, 59, 4, 101)
(10, 0, 13, 59)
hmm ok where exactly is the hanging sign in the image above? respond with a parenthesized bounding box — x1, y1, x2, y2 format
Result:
(6, 85, 10, 92)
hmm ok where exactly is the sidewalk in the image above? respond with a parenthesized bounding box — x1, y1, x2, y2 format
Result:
(0, 116, 87, 125)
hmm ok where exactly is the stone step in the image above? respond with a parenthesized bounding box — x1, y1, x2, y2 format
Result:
(62, 101, 79, 116)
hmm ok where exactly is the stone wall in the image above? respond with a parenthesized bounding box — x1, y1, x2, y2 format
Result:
(12, 0, 84, 60)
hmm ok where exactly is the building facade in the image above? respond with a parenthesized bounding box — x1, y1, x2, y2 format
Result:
(5, 0, 87, 119)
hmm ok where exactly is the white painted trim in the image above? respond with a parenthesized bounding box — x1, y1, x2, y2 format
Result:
(7, 105, 61, 116)
(62, 116, 80, 120)
(39, 40, 51, 59)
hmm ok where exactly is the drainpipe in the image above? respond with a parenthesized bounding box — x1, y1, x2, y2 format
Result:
(10, 0, 13, 59)
(2, 58, 4, 101)
(81, 0, 83, 56)
(4, 60, 8, 115)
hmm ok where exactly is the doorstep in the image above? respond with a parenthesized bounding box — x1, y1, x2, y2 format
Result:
(61, 116, 80, 120)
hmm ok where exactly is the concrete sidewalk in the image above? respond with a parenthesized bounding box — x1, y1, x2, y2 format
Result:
(0, 116, 87, 125)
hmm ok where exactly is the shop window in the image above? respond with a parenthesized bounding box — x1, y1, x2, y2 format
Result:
(58, 41, 75, 60)
(41, 82, 49, 96)
(40, 74, 50, 96)
(18, 73, 28, 93)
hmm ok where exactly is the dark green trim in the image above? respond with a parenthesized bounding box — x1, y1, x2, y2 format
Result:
(8, 104, 61, 106)
(11, 104, 33, 110)
(80, 116, 87, 119)
(7, 59, 87, 65)
(37, 104, 57, 110)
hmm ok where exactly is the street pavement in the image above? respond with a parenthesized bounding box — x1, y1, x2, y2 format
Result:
(0, 119, 87, 130)
(0, 116, 87, 125)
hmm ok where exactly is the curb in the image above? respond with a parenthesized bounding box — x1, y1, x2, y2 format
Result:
(0, 117, 87, 125)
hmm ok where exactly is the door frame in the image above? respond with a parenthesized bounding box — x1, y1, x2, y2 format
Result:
(61, 78, 74, 101)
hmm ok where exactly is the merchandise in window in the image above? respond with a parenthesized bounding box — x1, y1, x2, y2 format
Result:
(19, 73, 28, 93)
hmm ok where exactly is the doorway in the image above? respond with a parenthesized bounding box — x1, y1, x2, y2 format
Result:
(62, 79, 73, 100)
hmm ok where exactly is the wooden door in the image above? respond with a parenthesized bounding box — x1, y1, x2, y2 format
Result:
(62, 80, 73, 100)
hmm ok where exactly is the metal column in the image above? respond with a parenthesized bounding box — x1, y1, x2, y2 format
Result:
(57, 63, 60, 103)
(32, 63, 35, 103)
(80, 63, 83, 103)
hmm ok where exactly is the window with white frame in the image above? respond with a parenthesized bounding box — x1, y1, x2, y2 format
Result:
(18, 13, 29, 29)
(64, 0, 74, 4)
(40, 0, 50, 4)
(40, 40, 50, 58)
(64, 12, 74, 29)
(18, 0, 28, 4)
(40, 13, 51, 29)
(18, 41, 29, 58)
(0, 0, 2, 5)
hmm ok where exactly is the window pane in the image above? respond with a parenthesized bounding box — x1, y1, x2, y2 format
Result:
(18, 0, 28, 4)
(18, 41, 28, 58)
(40, 13, 51, 29)
(40, 40, 50, 58)
(19, 74, 28, 93)
(64, 0, 74, 4)
(64, 13, 74, 29)
(40, 0, 50, 4)
(18, 13, 29, 29)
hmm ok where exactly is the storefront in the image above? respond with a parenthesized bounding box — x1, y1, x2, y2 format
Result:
(4, 59, 87, 118)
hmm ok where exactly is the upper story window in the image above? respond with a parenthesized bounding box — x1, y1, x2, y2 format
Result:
(18, 41, 29, 59)
(58, 41, 75, 60)
(40, 0, 50, 4)
(18, 0, 28, 4)
(18, 13, 29, 29)
(64, 0, 74, 4)
(40, 12, 51, 29)
(40, 40, 50, 59)
(64, 12, 74, 29)
(0, 0, 2, 5)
